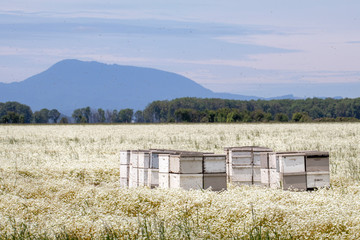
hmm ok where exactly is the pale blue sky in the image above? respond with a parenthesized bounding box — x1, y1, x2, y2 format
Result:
(1, 0, 360, 98)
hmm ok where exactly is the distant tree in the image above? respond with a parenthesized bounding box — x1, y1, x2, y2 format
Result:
(134, 110, 144, 123)
(49, 109, 61, 123)
(33, 108, 50, 123)
(72, 107, 91, 123)
(275, 113, 289, 122)
(59, 117, 69, 124)
(292, 112, 311, 122)
(0, 101, 32, 123)
(111, 110, 119, 123)
(0, 111, 25, 123)
(98, 108, 105, 123)
(118, 109, 134, 123)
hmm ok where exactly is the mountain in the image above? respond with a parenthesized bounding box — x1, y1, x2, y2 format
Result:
(0, 59, 292, 115)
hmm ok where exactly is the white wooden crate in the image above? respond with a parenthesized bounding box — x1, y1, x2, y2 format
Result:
(203, 154, 226, 173)
(120, 150, 131, 165)
(306, 172, 330, 188)
(159, 172, 170, 189)
(169, 173, 203, 190)
(169, 154, 203, 174)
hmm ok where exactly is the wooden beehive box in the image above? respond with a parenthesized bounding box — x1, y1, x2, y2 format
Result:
(169, 153, 203, 174)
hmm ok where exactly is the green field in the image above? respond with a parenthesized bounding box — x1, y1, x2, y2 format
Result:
(0, 123, 360, 239)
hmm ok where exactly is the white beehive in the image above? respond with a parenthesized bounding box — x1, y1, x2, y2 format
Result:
(159, 172, 170, 188)
(120, 150, 131, 165)
(120, 164, 130, 179)
(147, 169, 159, 188)
(225, 146, 272, 185)
(203, 154, 226, 173)
(130, 150, 139, 168)
(138, 168, 149, 187)
(306, 172, 330, 188)
(277, 153, 306, 173)
(129, 165, 138, 188)
(203, 173, 227, 191)
(120, 178, 129, 188)
(138, 151, 150, 169)
(159, 154, 171, 173)
(169, 153, 203, 174)
(169, 173, 203, 190)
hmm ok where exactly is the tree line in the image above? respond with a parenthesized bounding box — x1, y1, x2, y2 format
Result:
(140, 97, 360, 123)
(1, 97, 360, 124)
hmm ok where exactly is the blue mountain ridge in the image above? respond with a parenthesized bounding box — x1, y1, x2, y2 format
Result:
(0, 59, 296, 115)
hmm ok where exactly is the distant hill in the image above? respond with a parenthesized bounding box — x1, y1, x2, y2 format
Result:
(0, 59, 295, 114)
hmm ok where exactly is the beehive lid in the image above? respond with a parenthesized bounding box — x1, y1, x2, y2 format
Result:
(203, 154, 226, 157)
(224, 146, 272, 152)
(302, 150, 329, 157)
(276, 152, 306, 157)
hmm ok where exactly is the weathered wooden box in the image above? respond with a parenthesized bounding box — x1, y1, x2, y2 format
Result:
(159, 172, 169, 188)
(138, 168, 148, 187)
(130, 150, 139, 168)
(169, 153, 203, 174)
(159, 154, 171, 173)
(203, 154, 226, 173)
(271, 172, 307, 191)
(277, 153, 305, 173)
(120, 164, 130, 179)
(147, 169, 159, 188)
(203, 173, 227, 191)
(306, 171, 330, 189)
(304, 151, 330, 172)
(169, 173, 203, 190)
(120, 150, 131, 165)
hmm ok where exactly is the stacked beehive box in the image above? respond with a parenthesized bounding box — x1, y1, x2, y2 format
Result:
(120, 150, 131, 187)
(158, 152, 227, 191)
(260, 151, 330, 190)
(304, 151, 330, 189)
(203, 154, 227, 191)
(225, 146, 272, 186)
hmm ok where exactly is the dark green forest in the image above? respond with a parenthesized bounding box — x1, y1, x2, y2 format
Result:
(1, 97, 360, 124)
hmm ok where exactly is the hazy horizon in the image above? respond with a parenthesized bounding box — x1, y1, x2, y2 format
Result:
(1, 0, 360, 98)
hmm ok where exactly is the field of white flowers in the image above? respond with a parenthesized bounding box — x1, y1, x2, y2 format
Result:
(0, 123, 360, 239)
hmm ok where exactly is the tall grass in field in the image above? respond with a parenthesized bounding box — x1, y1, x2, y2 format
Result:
(0, 123, 360, 239)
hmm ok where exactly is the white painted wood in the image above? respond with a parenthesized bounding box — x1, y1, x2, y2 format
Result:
(169, 155, 203, 174)
(253, 152, 261, 166)
(130, 151, 139, 168)
(120, 150, 131, 164)
(203, 154, 226, 173)
(230, 151, 252, 165)
(129, 165, 138, 188)
(261, 169, 270, 186)
(120, 178, 129, 188)
(269, 169, 280, 189)
(159, 154, 170, 173)
(306, 172, 330, 188)
(169, 173, 203, 190)
(120, 164, 130, 179)
(159, 172, 170, 188)
(138, 168, 148, 186)
(147, 169, 159, 188)
(253, 167, 261, 182)
(278, 154, 305, 173)
(150, 152, 160, 169)
(269, 153, 277, 169)
(138, 152, 150, 168)
(229, 166, 253, 182)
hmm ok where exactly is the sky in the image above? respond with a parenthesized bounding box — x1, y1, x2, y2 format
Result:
(1, 0, 360, 98)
